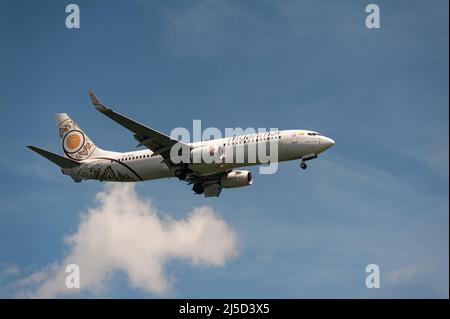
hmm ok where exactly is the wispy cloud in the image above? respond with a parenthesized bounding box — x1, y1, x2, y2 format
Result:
(388, 266, 419, 284)
(0, 263, 20, 278)
(9, 183, 237, 298)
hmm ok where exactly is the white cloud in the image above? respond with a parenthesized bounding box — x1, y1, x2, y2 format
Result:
(15, 183, 237, 298)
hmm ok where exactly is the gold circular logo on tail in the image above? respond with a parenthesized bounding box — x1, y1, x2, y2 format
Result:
(66, 134, 81, 149)
(63, 130, 85, 154)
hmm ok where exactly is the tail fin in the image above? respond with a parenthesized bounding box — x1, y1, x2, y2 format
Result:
(27, 146, 80, 168)
(56, 113, 103, 160)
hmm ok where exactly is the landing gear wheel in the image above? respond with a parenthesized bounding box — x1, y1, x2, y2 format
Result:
(175, 169, 187, 180)
(300, 162, 307, 170)
(192, 183, 204, 195)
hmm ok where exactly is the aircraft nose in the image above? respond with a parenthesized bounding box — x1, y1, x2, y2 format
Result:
(320, 136, 335, 151)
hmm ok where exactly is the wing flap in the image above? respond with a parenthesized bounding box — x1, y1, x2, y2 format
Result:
(203, 183, 222, 197)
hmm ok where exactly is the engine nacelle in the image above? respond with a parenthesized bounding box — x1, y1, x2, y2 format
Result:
(220, 170, 253, 188)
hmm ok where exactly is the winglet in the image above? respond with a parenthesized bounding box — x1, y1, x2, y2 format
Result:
(88, 90, 109, 112)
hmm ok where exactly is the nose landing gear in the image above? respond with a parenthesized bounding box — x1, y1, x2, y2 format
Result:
(299, 153, 317, 170)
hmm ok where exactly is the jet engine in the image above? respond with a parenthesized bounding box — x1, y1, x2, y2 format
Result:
(220, 170, 253, 188)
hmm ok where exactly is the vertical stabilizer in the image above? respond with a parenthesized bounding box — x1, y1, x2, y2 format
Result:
(56, 113, 103, 160)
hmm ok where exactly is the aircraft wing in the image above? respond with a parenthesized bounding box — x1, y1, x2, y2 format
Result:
(89, 91, 190, 166)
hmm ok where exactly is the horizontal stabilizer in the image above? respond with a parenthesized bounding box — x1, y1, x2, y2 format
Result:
(27, 146, 80, 168)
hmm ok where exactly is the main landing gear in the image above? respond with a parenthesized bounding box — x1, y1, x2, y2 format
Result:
(300, 162, 307, 170)
(175, 169, 187, 180)
(192, 183, 204, 195)
(175, 162, 192, 181)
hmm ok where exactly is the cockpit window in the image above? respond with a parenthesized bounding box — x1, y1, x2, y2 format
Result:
(307, 132, 321, 136)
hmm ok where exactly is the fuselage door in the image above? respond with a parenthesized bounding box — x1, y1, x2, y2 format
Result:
(291, 132, 298, 144)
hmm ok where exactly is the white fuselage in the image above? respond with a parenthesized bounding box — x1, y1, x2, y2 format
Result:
(63, 130, 335, 182)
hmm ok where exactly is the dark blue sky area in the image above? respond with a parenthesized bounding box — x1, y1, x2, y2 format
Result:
(0, 1, 448, 298)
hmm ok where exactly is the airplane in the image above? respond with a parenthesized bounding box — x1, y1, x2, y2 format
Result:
(28, 91, 335, 197)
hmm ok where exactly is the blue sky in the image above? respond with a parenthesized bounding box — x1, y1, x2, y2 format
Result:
(0, 0, 448, 298)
